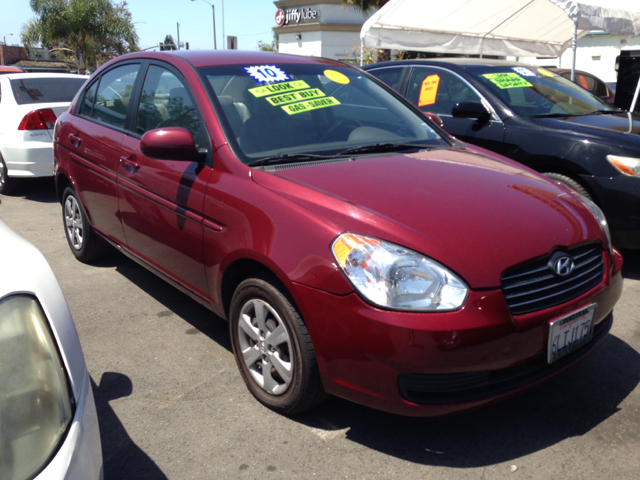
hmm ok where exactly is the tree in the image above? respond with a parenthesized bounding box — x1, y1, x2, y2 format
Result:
(257, 32, 278, 52)
(160, 35, 177, 51)
(21, 0, 139, 74)
(342, 0, 390, 61)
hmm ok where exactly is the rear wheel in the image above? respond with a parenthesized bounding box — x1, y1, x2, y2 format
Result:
(229, 274, 326, 414)
(542, 172, 592, 201)
(62, 187, 109, 262)
(0, 155, 20, 196)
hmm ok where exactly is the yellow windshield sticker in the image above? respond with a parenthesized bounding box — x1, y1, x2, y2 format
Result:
(265, 88, 326, 106)
(324, 69, 350, 84)
(537, 68, 555, 77)
(483, 72, 533, 89)
(282, 97, 341, 115)
(418, 74, 440, 107)
(248, 80, 310, 98)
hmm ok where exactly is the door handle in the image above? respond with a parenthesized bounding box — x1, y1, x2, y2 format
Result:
(68, 133, 82, 147)
(120, 155, 140, 172)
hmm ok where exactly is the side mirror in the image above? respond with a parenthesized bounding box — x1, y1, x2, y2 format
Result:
(424, 112, 444, 128)
(451, 102, 491, 120)
(140, 127, 196, 160)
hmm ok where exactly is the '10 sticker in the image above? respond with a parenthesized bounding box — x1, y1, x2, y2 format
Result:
(249, 80, 310, 97)
(483, 72, 533, 89)
(244, 65, 290, 83)
(266, 89, 326, 106)
(282, 97, 341, 115)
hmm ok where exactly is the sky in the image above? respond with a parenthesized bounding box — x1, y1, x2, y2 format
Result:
(1, 0, 278, 53)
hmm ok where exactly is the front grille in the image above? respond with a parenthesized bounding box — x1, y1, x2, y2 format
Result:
(501, 244, 605, 316)
(398, 314, 612, 405)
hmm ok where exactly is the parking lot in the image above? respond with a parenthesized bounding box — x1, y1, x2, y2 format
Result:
(1, 178, 639, 480)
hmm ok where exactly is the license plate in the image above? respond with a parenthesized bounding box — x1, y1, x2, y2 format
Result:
(547, 304, 597, 364)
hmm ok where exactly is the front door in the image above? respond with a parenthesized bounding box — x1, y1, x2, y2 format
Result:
(117, 63, 212, 299)
(405, 66, 507, 154)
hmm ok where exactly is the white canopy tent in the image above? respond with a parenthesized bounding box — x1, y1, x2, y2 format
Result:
(360, 0, 640, 84)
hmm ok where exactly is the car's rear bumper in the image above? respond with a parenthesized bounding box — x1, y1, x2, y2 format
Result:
(1, 139, 54, 178)
(581, 173, 640, 249)
(293, 251, 623, 417)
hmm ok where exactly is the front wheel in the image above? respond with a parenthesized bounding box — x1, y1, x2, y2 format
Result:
(542, 172, 592, 201)
(62, 187, 109, 262)
(229, 274, 326, 414)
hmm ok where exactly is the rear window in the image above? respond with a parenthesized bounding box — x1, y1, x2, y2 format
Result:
(10, 77, 87, 105)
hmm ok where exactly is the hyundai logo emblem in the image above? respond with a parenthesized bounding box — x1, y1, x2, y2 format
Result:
(553, 256, 575, 276)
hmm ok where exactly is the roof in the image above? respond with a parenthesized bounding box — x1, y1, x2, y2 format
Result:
(103, 50, 346, 69)
(365, 58, 539, 69)
(0, 72, 85, 80)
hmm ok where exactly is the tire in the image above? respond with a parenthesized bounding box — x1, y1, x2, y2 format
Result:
(542, 172, 592, 201)
(229, 274, 326, 414)
(62, 186, 109, 262)
(0, 155, 20, 196)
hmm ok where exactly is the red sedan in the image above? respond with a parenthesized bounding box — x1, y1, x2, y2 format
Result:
(53, 51, 623, 416)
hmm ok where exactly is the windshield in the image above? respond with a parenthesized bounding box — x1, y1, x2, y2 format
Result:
(10, 77, 87, 105)
(466, 66, 617, 117)
(198, 63, 448, 164)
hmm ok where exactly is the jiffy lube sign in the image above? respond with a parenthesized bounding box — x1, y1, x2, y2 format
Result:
(275, 7, 319, 26)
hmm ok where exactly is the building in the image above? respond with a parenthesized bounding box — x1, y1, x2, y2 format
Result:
(0, 44, 70, 72)
(274, 0, 370, 61)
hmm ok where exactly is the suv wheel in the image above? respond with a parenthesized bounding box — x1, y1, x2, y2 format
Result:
(543, 172, 592, 201)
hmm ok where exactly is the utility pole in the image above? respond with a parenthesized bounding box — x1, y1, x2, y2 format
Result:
(177, 22, 181, 50)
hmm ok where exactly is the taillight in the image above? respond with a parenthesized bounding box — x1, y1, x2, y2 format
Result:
(18, 109, 57, 130)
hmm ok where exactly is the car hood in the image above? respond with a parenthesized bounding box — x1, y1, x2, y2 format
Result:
(532, 112, 640, 139)
(251, 147, 605, 289)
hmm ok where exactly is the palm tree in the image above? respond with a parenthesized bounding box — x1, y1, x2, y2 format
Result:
(21, 0, 139, 74)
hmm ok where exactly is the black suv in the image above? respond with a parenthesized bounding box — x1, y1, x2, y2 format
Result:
(364, 59, 640, 249)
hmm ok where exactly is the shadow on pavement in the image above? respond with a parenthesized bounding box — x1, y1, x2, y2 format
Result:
(3, 177, 58, 203)
(92, 373, 168, 480)
(293, 334, 640, 467)
(621, 249, 640, 281)
(91, 249, 232, 352)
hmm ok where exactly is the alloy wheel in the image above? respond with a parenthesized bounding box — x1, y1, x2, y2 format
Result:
(64, 195, 84, 250)
(237, 298, 293, 395)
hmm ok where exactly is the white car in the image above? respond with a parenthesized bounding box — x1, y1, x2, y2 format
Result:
(0, 218, 103, 479)
(0, 73, 87, 195)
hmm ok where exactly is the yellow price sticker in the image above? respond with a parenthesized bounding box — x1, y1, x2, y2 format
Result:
(537, 68, 555, 77)
(248, 80, 310, 98)
(483, 72, 533, 89)
(265, 88, 326, 106)
(324, 69, 350, 84)
(282, 97, 341, 115)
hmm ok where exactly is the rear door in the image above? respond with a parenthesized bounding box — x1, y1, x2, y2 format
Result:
(116, 62, 212, 300)
(61, 63, 141, 244)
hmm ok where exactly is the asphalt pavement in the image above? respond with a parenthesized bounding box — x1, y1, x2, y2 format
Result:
(1, 178, 639, 480)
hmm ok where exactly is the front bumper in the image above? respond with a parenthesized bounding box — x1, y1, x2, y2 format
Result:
(1, 140, 55, 178)
(581, 173, 640, 249)
(292, 251, 623, 416)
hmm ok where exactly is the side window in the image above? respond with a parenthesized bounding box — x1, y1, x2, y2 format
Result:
(91, 64, 139, 129)
(407, 67, 481, 115)
(368, 67, 405, 92)
(81, 80, 98, 117)
(135, 65, 201, 138)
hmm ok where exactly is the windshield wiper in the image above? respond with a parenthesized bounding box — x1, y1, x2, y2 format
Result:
(338, 142, 441, 156)
(528, 113, 574, 118)
(247, 153, 342, 167)
(584, 109, 619, 115)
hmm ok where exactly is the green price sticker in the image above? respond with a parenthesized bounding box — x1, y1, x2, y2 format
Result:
(266, 88, 326, 106)
(483, 72, 532, 89)
(249, 80, 310, 98)
(281, 97, 341, 115)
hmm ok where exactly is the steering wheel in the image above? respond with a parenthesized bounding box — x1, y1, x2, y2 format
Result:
(319, 119, 362, 142)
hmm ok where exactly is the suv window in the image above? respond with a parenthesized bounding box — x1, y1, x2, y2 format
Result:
(407, 67, 481, 116)
(135, 65, 201, 137)
(89, 64, 140, 129)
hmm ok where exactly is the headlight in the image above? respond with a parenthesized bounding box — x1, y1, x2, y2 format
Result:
(607, 155, 640, 176)
(578, 194, 612, 252)
(0, 295, 73, 480)
(331, 233, 468, 311)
